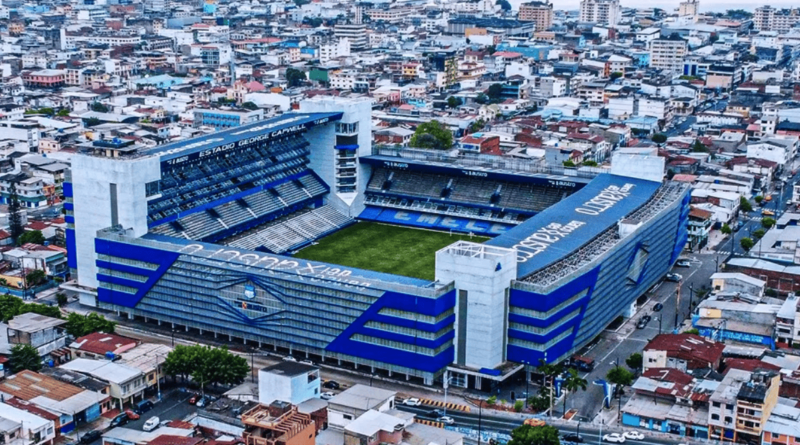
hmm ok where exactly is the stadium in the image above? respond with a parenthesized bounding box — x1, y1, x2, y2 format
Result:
(65, 97, 690, 388)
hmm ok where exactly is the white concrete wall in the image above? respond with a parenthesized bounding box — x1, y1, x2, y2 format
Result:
(71, 154, 160, 288)
(610, 153, 664, 183)
(302, 97, 372, 217)
(435, 243, 517, 370)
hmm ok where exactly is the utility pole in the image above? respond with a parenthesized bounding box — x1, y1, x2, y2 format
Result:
(523, 361, 530, 409)
(477, 399, 483, 445)
(251, 352, 255, 383)
(689, 283, 694, 315)
(674, 281, 681, 331)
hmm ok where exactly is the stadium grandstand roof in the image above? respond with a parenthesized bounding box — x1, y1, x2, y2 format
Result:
(487, 174, 662, 279)
(143, 112, 343, 161)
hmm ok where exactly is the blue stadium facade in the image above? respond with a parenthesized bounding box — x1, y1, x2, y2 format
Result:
(66, 98, 690, 387)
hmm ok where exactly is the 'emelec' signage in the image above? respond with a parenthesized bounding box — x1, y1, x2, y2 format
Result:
(512, 183, 636, 263)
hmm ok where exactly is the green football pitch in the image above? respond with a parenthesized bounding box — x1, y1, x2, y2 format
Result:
(292, 222, 489, 281)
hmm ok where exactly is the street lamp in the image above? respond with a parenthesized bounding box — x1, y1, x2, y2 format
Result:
(171, 328, 175, 347)
(689, 283, 694, 314)
(522, 361, 530, 409)
(443, 373, 453, 417)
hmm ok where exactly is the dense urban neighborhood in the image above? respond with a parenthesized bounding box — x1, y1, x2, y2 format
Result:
(0, 1, 799, 445)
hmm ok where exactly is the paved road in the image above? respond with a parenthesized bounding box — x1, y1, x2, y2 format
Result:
(397, 405, 692, 445)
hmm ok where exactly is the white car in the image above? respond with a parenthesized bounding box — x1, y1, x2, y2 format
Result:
(603, 434, 626, 443)
(623, 432, 644, 441)
(437, 416, 455, 425)
(143, 416, 160, 432)
(282, 356, 297, 362)
(321, 392, 335, 400)
(403, 398, 422, 406)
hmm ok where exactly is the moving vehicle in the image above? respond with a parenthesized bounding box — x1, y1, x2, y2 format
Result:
(143, 417, 160, 432)
(762, 209, 775, 216)
(562, 434, 584, 443)
(282, 356, 297, 362)
(734, 221, 743, 232)
(603, 434, 626, 443)
(567, 355, 595, 372)
(135, 400, 154, 414)
(79, 431, 102, 444)
(321, 392, 335, 400)
(675, 259, 691, 267)
(426, 409, 444, 418)
(524, 419, 546, 427)
(124, 410, 140, 420)
(437, 416, 455, 425)
(323, 380, 340, 390)
(636, 316, 651, 329)
(403, 398, 422, 406)
(623, 432, 644, 441)
(110, 414, 130, 428)
(665, 273, 682, 282)
(653, 303, 663, 312)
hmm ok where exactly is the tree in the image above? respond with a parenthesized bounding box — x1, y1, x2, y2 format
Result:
(514, 400, 524, 412)
(10, 344, 41, 373)
(91, 102, 109, 112)
(508, 424, 561, 445)
(241, 101, 259, 110)
(583, 160, 598, 167)
(609, 72, 623, 80)
(684, 328, 700, 335)
(487, 83, 504, 102)
(761, 217, 776, 229)
(626, 353, 643, 371)
(563, 160, 576, 167)
(754, 195, 764, 204)
(562, 368, 587, 414)
(475, 93, 489, 104)
(469, 119, 486, 133)
(164, 345, 249, 388)
(56, 109, 70, 117)
(409, 120, 453, 150)
(607, 366, 634, 388)
(740, 196, 753, 213)
(752, 229, 765, 240)
(447, 96, 461, 109)
(7, 183, 23, 244)
(56, 293, 68, 306)
(18, 230, 45, 246)
(65, 312, 117, 337)
(163, 345, 201, 382)
(721, 224, 732, 235)
(666, 169, 676, 180)
(496, 0, 512, 11)
(285, 68, 306, 87)
(740, 237, 755, 251)
(651, 133, 667, 143)
(25, 270, 46, 287)
(692, 140, 708, 152)
(526, 394, 550, 412)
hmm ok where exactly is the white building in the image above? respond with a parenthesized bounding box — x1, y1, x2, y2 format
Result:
(579, 0, 620, 25)
(60, 359, 147, 409)
(747, 137, 798, 166)
(0, 402, 56, 445)
(319, 38, 351, 64)
(327, 385, 396, 431)
(258, 362, 320, 406)
(649, 35, 688, 73)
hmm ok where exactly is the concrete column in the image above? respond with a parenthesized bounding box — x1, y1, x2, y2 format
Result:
(127, 312, 133, 320)
(214, 332, 218, 338)
(388, 370, 392, 377)
(243, 338, 246, 345)
(185, 325, 189, 332)
(144, 317, 148, 322)
(406, 374, 410, 381)
(171, 323, 175, 329)
(274, 344, 277, 351)
(305, 351, 309, 358)
(228, 334, 232, 341)
(623, 300, 637, 318)
(338, 359, 341, 365)
(158, 320, 161, 326)
(199, 329, 203, 335)
(258, 341, 262, 348)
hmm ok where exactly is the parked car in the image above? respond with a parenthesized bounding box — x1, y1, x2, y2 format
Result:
(653, 303, 663, 312)
(665, 273, 682, 282)
(110, 414, 130, 428)
(403, 398, 422, 406)
(124, 410, 140, 420)
(562, 434, 584, 443)
(143, 417, 160, 432)
(188, 394, 200, 404)
(437, 416, 455, 425)
(426, 409, 444, 418)
(321, 392, 335, 400)
(763, 209, 775, 216)
(196, 396, 207, 407)
(323, 380, 340, 390)
(603, 434, 626, 443)
(135, 400, 154, 414)
(79, 431, 102, 444)
(675, 259, 691, 267)
(282, 356, 297, 362)
(734, 221, 743, 232)
(566, 355, 594, 372)
(623, 432, 644, 440)
(300, 360, 314, 365)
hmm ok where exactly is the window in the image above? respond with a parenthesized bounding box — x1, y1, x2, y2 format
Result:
(343, 414, 353, 420)
(711, 414, 719, 420)
(726, 404, 734, 410)
(724, 416, 732, 424)
(712, 402, 721, 408)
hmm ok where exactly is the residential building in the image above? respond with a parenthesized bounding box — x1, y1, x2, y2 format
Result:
(579, 0, 620, 26)
(334, 24, 368, 51)
(687, 207, 712, 251)
(60, 359, 147, 409)
(258, 362, 320, 406)
(327, 385, 395, 431)
(762, 404, 800, 445)
(0, 402, 56, 445)
(6, 313, 67, 359)
(643, 334, 725, 372)
(22, 70, 66, 89)
(649, 35, 688, 73)
(69, 333, 138, 360)
(241, 402, 316, 445)
(678, 0, 698, 18)
(754, 6, 800, 33)
(518, 2, 553, 31)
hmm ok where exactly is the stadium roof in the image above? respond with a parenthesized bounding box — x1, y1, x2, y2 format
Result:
(487, 174, 662, 279)
(143, 112, 343, 162)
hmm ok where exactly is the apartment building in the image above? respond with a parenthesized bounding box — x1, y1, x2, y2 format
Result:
(22, 70, 66, 89)
(649, 35, 688, 73)
(334, 24, 368, 51)
(518, 1, 553, 31)
(754, 6, 800, 33)
(678, 0, 698, 18)
(579, 0, 620, 26)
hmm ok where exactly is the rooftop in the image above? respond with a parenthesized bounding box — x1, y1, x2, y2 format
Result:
(7, 313, 66, 332)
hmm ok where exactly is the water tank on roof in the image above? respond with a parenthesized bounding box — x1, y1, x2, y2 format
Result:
(105, 352, 115, 360)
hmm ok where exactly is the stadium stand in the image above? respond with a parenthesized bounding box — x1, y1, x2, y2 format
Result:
(365, 167, 573, 214)
(225, 205, 353, 253)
